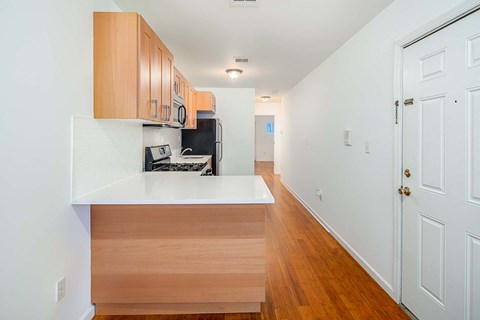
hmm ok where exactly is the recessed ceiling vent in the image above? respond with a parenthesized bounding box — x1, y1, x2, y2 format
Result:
(233, 56, 252, 63)
(230, 0, 258, 7)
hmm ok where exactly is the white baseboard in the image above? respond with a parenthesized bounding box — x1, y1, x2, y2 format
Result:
(78, 305, 95, 320)
(280, 179, 395, 300)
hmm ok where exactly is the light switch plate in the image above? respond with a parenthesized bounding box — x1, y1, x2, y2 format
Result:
(344, 129, 352, 146)
(365, 142, 370, 154)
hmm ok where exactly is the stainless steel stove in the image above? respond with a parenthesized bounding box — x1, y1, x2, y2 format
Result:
(144, 144, 211, 175)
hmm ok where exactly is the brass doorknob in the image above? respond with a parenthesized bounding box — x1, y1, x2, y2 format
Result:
(404, 169, 411, 178)
(398, 186, 411, 196)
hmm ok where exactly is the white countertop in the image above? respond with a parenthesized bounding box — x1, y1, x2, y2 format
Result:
(72, 172, 274, 205)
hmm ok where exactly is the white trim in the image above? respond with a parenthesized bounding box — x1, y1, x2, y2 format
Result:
(395, 0, 480, 48)
(393, 42, 406, 303)
(280, 178, 395, 299)
(392, 0, 480, 305)
(78, 305, 95, 320)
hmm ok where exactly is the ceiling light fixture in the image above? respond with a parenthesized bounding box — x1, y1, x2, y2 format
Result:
(260, 96, 271, 102)
(226, 68, 243, 80)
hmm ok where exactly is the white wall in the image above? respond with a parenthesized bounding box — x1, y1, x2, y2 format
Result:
(72, 117, 142, 199)
(281, 0, 466, 299)
(0, 0, 122, 319)
(197, 88, 256, 175)
(255, 102, 283, 174)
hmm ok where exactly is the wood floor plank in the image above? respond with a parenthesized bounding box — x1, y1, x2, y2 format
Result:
(94, 162, 409, 320)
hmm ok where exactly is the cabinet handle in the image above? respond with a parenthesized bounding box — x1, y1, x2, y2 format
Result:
(162, 105, 170, 121)
(151, 99, 158, 118)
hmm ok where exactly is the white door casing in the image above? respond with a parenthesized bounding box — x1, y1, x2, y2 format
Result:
(401, 9, 480, 320)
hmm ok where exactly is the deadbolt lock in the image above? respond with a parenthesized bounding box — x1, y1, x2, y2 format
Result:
(404, 169, 411, 178)
(398, 186, 411, 196)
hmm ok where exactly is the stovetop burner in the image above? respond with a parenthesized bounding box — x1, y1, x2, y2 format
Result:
(155, 162, 207, 172)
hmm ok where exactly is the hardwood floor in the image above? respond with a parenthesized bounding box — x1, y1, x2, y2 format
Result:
(94, 162, 409, 320)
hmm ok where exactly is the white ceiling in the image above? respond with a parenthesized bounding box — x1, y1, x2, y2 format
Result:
(113, 0, 392, 102)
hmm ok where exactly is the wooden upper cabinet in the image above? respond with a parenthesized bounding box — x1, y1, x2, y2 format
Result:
(196, 91, 216, 113)
(94, 12, 174, 122)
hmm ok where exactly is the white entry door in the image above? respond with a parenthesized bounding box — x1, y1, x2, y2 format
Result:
(401, 9, 480, 320)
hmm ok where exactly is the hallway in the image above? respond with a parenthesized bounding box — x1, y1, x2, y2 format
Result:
(94, 162, 409, 320)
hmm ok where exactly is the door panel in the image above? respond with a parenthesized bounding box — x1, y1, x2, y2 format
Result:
(420, 49, 446, 82)
(466, 233, 480, 320)
(419, 95, 446, 194)
(467, 87, 480, 205)
(467, 34, 480, 68)
(418, 214, 446, 308)
(402, 9, 480, 320)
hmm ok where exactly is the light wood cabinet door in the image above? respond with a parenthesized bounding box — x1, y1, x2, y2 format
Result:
(138, 17, 155, 120)
(187, 87, 197, 129)
(94, 12, 138, 118)
(162, 46, 174, 123)
(184, 83, 194, 129)
(196, 91, 216, 112)
(174, 71, 181, 96)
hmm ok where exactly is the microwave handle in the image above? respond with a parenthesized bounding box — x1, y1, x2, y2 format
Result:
(179, 106, 187, 125)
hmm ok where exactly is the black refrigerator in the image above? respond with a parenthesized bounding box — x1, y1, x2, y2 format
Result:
(181, 118, 223, 175)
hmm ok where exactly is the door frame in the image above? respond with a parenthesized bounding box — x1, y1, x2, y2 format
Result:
(392, 0, 480, 303)
(254, 115, 275, 162)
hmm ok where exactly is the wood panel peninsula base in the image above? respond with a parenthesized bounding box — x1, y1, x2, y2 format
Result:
(91, 204, 266, 316)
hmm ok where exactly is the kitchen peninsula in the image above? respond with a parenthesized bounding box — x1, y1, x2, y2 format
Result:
(73, 174, 274, 316)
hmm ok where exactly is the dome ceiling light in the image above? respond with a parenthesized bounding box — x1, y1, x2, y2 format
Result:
(260, 96, 271, 102)
(226, 68, 243, 80)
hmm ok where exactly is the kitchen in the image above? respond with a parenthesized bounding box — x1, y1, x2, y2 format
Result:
(69, 11, 274, 316)
(2, 0, 479, 320)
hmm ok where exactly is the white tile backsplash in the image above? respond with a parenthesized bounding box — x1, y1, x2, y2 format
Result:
(143, 127, 182, 166)
(72, 116, 143, 199)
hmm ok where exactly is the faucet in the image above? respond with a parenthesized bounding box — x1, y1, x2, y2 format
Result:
(179, 148, 192, 157)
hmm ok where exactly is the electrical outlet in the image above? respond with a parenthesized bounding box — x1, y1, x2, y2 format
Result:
(316, 189, 323, 201)
(56, 277, 66, 303)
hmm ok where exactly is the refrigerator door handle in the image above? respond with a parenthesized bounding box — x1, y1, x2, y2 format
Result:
(218, 122, 223, 161)
(215, 141, 223, 162)
(219, 122, 223, 143)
